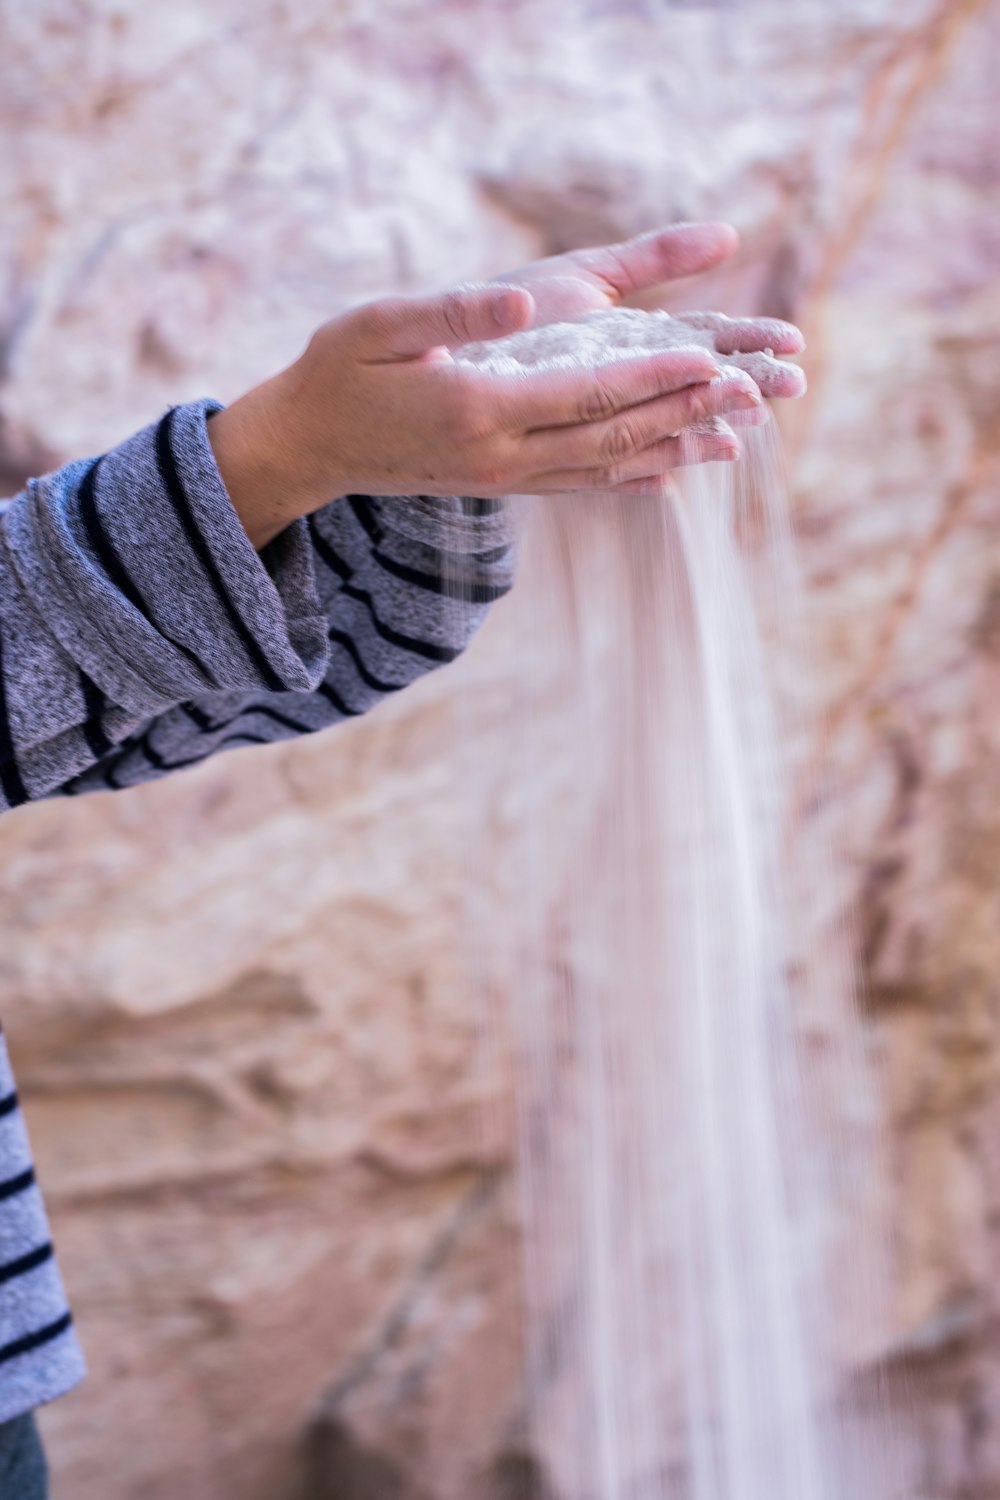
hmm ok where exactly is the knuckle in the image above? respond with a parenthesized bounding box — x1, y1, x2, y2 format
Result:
(578, 378, 621, 425)
(684, 384, 712, 424)
(448, 382, 487, 439)
(302, 324, 331, 365)
(455, 419, 511, 487)
(598, 415, 642, 466)
(594, 463, 625, 489)
(440, 290, 472, 344)
(352, 296, 397, 342)
(470, 452, 508, 491)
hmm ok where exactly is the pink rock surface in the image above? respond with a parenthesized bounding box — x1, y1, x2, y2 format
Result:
(0, 1, 998, 1496)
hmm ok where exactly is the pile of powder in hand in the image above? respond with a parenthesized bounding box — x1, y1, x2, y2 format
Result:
(453, 310, 904, 1500)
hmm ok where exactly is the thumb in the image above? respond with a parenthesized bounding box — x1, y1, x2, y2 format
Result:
(355, 283, 535, 359)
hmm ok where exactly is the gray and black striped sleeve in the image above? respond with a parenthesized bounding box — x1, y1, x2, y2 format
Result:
(0, 397, 514, 1424)
(0, 1033, 86, 1421)
(0, 399, 515, 807)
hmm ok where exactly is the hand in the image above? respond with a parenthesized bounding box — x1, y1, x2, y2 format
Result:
(208, 279, 767, 549)
(494, 221, 806, 400)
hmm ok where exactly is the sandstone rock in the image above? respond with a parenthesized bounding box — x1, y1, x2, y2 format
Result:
(0, 0, 998, 1496)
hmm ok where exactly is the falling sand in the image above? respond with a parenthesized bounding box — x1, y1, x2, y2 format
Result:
(455, 311, 904, 1500)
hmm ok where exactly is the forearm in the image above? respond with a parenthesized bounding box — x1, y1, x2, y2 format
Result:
(205, 367, 340, 551)
(0, 400, 329, 810)
(57, 486, 515, 797)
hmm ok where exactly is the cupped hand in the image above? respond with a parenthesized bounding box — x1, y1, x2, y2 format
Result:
(209, 280, 769, 547)
(494, 222, 806, 400)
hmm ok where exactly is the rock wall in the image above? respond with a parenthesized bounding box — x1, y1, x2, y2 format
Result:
(1, 1, 999, 1496)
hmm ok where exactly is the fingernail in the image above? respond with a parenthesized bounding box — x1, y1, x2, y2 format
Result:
(725, 388, 762, 411)
(703, 441, 739, 462)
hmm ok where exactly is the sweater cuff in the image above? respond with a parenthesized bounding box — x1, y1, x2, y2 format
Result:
(4, 399, 329, 717)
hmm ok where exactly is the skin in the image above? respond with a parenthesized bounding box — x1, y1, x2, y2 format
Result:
(207, 222, 806, 550)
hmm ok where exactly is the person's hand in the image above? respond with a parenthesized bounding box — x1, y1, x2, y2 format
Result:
(493, 221, 806, 401)
(208, 279, 768, 549)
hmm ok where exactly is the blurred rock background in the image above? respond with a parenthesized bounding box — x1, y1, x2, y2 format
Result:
(1, 0, 998, 1495)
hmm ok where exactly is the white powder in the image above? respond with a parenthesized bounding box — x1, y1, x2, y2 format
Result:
(454, 311, 903, 1500)
(459, 306, 749, 439)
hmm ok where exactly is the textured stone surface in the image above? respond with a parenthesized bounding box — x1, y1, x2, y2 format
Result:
(1, 0, 999, 1496)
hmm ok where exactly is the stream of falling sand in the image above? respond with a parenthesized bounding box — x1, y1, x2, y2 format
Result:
(455, 311, 903, 1500)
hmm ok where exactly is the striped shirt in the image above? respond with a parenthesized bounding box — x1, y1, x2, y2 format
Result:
(0, 397, 514, 1423)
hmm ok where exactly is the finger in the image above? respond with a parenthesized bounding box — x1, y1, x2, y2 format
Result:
(529, 427, 740, 492)
(500, 348, 721, 431)
(352, 283, 535, 359)
(569, 222, 740, 300)
(599, 474, 678, 496)
(522, 370, 761, 472)
(673, 310, 805, 356)
(536, 472, 682, 496)
(726, 351, 807, 398)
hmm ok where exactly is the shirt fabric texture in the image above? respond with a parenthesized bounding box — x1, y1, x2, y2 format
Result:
(0, 397, 514, 1424)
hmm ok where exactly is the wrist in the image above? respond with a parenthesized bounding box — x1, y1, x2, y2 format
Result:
(207, 371, 341, 550)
